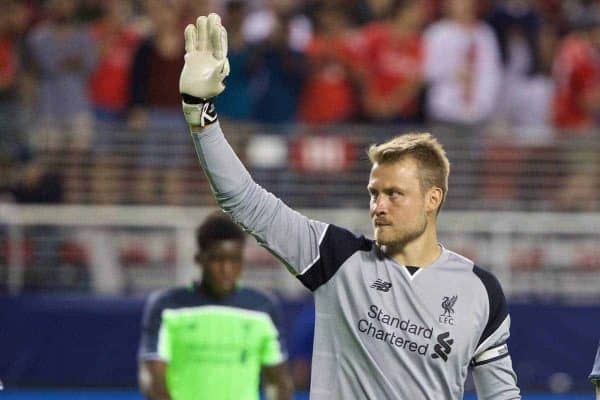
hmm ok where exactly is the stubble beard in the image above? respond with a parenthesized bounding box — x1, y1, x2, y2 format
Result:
(375, 213, 428, 251)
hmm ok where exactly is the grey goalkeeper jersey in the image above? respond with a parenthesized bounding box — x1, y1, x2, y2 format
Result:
(191, 123, 521, 400)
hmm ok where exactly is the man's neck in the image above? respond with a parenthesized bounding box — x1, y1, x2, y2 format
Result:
(384, 228, 441, 268)
(197, 280, 233, 300)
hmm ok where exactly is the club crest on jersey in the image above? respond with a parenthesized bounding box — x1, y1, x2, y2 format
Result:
(370, 279, 392, 292)
(439, 295, 457, 325)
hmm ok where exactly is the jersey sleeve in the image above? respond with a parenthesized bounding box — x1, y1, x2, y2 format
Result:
(471, 266, 521, 400)
(191, 123, 371, 291)
(138, 290, 167, 361)
(472, 353, 521, 400)
(157, 320, 172, 362)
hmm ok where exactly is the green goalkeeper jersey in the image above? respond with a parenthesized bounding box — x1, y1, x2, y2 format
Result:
(139, 284, 288, 400)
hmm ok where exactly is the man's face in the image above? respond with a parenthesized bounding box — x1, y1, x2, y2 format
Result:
(197, 240, 244, 296)
(368, 158, 429, 248)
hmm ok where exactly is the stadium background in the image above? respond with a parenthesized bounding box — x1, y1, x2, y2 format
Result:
(1, 0, 600, 398)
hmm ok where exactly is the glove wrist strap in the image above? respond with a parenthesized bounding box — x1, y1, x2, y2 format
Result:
(181, 94, 218, 128)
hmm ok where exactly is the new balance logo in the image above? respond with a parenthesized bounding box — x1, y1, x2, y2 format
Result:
(431, 332, 454, 362)
(370, 279, 392, 292)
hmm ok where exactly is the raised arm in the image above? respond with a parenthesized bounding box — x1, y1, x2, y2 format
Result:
(179, 14, 369, 290)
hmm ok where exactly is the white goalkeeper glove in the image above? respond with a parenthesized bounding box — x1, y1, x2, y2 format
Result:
(179, 13, 230, 127)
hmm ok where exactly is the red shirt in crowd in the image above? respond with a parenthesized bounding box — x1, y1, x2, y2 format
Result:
(89, 21, 140, 112)
(553, 33, 600, 132)
(0, 36, 19, 96)
(361, 22, 424, 120)
(298, 31, 367, 124)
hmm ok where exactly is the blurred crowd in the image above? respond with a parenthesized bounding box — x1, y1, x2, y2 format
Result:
(1, 0, 600, 207)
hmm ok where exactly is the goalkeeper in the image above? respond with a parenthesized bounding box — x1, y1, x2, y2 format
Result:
(180, 13, 521, 399)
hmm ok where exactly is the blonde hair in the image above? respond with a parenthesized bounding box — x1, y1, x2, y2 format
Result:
(368, 132, 450, 213)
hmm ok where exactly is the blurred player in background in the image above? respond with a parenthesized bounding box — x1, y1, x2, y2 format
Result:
(138, 212, 293, 400)
(177, 13, 521, 399)
(591, 340, 600, 399)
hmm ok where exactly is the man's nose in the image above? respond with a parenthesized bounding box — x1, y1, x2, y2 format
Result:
(371, 196, 388, 215)
(221, 260, 235, 275)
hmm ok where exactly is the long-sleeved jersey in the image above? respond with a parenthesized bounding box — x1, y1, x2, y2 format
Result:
(190, 122, 521, 400)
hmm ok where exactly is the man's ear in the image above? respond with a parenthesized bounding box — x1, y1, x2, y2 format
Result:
(426, 187, 443, 214)
(194, 252, 203, 265)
